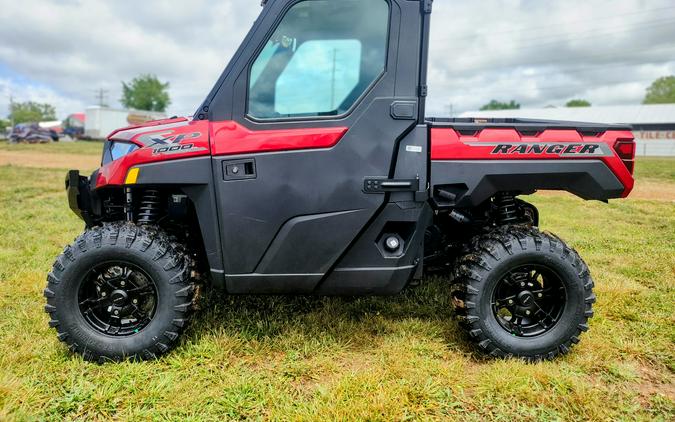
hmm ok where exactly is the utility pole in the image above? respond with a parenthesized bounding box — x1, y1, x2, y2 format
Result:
(8, 93, 14, 128)
(94, 88, 109, 107)
(446, 103, 454, 119)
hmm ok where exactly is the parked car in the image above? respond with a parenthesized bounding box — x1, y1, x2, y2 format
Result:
(9, 123, 58, 143)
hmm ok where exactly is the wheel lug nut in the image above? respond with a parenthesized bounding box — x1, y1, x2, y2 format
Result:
(525, 310, 531, 315)
(101, 292, 106, 297)
(120, 281, 125, 287)
(508, 300, 514, 304)
(520, 282, 525, 287)
(114, 310, 119, 315)
(538, 293, 543, 298)
(132, 299, 138, 304)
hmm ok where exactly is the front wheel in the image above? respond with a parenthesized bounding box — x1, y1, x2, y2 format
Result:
(451, 226, 595, 360)
(44, 223, 196, 362)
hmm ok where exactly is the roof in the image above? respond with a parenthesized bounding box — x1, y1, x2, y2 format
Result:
(460, 104, 675, 125)
(68, 113, 86, 122)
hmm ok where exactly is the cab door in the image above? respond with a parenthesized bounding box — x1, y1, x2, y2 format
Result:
(205, 0, 425, 293)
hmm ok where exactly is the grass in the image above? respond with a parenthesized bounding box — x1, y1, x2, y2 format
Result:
(0, 144, 673, 420)
(0, 139, 103, 156)
(633, 157, 675, 183)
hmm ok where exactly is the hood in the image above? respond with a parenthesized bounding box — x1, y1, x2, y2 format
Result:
(95, 117, 211, 187)
(107, 116, 191, 142)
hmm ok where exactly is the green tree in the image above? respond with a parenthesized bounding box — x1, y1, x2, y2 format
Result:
(0, 119, 8, 132)
(121, 74, 171, 112)
(643, 76, 675, 104)
(566, 99, 591, 107)
(9, 101, 57, 124)
(479, 100, 521, 111)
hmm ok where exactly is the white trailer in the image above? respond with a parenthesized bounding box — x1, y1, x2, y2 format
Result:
(84, 106, 166, 139)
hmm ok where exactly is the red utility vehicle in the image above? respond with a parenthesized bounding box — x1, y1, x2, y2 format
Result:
(46, 0, 635, 362)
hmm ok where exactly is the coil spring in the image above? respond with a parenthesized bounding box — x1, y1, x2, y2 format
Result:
(494, 192, 519, 225)
(137, 189, 161, 225)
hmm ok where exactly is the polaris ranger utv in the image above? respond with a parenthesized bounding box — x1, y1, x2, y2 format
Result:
(46, 0, 636, 362)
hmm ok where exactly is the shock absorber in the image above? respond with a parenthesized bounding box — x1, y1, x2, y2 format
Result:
(494, 192, 519, 225)
(124, 187, 134, 222)
(137, 189, 161, 225)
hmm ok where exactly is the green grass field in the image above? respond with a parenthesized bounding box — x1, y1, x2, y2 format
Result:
(634, 156, 675, 183)
(0, 140, 103, 156)
(0, 143, 673, 420)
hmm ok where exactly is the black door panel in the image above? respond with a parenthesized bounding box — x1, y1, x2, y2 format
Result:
(213, 98, 416, 275)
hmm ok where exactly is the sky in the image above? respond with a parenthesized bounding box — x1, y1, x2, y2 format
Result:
(1, 0, 674, 119)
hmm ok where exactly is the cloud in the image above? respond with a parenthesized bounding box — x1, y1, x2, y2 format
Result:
(0, 0, 259, 118)
(0, 78, 85, 120)
(0, 0, 674, 118)
(427, 0, 675, 114)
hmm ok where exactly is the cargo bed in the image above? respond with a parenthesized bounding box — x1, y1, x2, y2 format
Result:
(426, 117, 636, 207)
(426, 117, 632, 134)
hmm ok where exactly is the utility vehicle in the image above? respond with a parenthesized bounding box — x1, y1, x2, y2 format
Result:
(45, 0, 636, 362)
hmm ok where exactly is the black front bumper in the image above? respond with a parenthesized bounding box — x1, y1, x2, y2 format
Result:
(66, 170, 98, 226)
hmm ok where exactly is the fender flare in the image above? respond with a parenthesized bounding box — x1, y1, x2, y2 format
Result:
(430, 159, 625, 207)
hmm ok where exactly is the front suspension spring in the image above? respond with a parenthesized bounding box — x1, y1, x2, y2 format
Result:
(137, 190, 161, 225)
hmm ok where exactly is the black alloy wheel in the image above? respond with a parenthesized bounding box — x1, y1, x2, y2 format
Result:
(451, 226, 596, 360)
(45, 223, 197, 362)
(78, 262, 158, 337)
(491, 265, 566, 338)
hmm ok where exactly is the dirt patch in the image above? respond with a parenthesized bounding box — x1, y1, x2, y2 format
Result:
(0, 150, 100, 171)
(631, 180, 675, 201)
(634, 363, 675, 409)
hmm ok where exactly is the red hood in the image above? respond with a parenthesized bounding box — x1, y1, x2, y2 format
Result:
(96, 117, 210, 188)
(107, 117, 190, 141)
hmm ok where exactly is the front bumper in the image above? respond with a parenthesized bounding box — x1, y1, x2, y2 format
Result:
(66, 170, 98, 226)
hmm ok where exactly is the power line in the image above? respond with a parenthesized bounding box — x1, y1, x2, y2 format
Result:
(446, 43, 675, 73)
(442, 58, 675, 88)
(435, 5, 675, 43)
(433, 19, 675, 65)
(489, 18, 675, 51)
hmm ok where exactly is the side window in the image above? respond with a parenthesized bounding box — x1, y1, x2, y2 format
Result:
(275, 40, 361, 116)
(248, 0, 389, 119)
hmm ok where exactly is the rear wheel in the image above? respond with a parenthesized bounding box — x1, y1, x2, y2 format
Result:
(45, 222, 196, 362)
(451, 226, 595, 360)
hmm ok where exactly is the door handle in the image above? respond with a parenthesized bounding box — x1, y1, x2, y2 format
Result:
(363, 177, 419, 193)
(223, 159, 256, 181)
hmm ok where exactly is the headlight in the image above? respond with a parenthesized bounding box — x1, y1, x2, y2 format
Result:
(102, 141, 140, 165)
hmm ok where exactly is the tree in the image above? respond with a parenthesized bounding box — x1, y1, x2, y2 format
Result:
(643, 76, 675, 104)
(9, 101, 57, 124)
(121, 74, 171, 112)
(0, 119, 8, 132)
(480, 100, 521, 111)
(566, 99, 591, 107)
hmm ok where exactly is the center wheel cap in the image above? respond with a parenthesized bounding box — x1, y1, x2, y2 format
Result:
(111, 289, 129, 305)
(517, 291, 534, 306)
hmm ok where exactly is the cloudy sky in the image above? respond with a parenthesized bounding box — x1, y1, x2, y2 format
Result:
(1, 0, 674, 119)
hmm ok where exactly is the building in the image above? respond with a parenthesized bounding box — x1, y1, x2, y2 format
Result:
(460, 104, 675, 156)
(85, 106, 166, 139)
